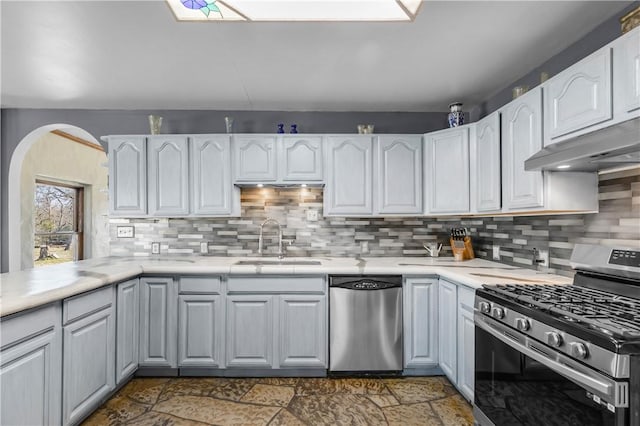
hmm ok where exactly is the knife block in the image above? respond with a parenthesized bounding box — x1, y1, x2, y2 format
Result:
(450, 236, 475, 260)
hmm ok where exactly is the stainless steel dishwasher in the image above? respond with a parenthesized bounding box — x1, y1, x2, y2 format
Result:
(329, 275, 403, 373)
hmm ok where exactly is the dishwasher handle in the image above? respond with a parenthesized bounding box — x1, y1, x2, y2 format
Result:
(329, 275, 402, 290)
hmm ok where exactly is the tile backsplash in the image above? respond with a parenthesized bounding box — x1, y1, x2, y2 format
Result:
(110, 167, 639, 277)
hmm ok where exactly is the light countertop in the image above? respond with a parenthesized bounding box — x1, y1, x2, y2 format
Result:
(0, 256, 572, 317)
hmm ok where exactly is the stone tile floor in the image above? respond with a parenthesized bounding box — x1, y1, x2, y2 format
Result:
(83, 376, 473, 425)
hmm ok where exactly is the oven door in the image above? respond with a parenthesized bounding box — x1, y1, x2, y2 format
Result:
(474, 313, 630, 426)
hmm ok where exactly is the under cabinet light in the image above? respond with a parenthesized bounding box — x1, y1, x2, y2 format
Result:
(556, 164, 571, 169)
(166, 0, 422, 22)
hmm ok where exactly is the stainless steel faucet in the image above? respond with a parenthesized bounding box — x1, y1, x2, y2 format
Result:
(258, 218, 284, 258)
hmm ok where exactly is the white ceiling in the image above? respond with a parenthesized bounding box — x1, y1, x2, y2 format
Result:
(0, 1, 630, 112)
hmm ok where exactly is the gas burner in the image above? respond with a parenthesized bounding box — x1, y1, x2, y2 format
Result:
(483, 283, 640, 341)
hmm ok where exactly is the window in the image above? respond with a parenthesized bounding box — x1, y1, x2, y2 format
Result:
(34, 180, 84, 266)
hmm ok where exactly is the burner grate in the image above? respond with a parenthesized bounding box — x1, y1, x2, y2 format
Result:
(484, 284, 640, 339)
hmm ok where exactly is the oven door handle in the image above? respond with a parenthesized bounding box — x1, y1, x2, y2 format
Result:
(475, 315, 617, 402)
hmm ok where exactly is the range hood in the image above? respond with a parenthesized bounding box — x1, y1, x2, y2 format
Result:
(525, 117, 640, 172)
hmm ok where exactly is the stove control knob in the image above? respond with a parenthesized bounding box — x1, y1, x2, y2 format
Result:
(570, 343, 588, 359)
(479, 302, 491, 314)
(515, 318, 531, 332)
(491, 307, 505, 319)
(546, 332, 563, 347)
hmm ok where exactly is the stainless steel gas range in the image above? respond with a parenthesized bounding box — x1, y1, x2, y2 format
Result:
(473, 244, 640, 426)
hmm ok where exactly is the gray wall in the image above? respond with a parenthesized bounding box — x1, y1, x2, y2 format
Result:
(470, 1, 640, 120)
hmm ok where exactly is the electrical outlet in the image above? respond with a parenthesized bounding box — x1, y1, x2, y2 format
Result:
(361, 241, 369, 254)
(306, 210, 318, 221)
(151, 242, 160, 254)
(200, 241, 209, 254)
(117, 226, 134, 238)
(492, 245, 500, 260)
(538, 250, 549, 267)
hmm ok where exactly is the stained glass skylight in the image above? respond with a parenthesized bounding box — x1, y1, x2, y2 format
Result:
(166, 0, 422, 22)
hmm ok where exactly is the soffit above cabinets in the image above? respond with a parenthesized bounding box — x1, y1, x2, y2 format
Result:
(0, 1, 631, 111)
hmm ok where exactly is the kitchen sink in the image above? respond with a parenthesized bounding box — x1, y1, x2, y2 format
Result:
(234, 259, 322, 266)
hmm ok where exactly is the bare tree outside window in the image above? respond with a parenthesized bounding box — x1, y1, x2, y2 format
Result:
(34, 181, 84, 266)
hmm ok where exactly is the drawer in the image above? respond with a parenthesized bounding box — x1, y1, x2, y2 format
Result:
(179, 276, 222, 294)
(227, 276, 325, 294)
(1, 303, 60, 349)
(63, 285, 114, 325)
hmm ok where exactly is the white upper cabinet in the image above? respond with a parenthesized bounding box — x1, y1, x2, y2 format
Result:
(424, 127, 470, 214)
(107, 136, 147, 216)
(375, 135, 423, 214)
(280, 136, 323, 181)
(191, 135, 239, 216)
(324, 136, 374, 215)
(502, 88, 545, 210)
(471, 113, 501, 213)
(234, 135, 277, 182)
(148, 136, 190, 216)
(613, 27, 640, 118)
(544, 47, 612, 143)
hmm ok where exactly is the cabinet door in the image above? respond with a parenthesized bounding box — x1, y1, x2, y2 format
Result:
(178, 294, 223, 367)
(63, 307, 115, 425)
(108, 136, 147, 215)
(325, 136, 373, 215)
(116, 279, 139, 384)
(234, 136, 277, 181)
(0, 330, 61, 426)
(139, 277, 177, 367)
(438, 279, 457, 383)
(457, 286, 475, 403)
(403, 278, 438, 368)
(546, 47, 612, 140)
(614, 27, 640, 116)
(226, 295, 273, 368)
(191, 135, 236, 215)
(425, 127, 470, 213)
(281, 136, 323, 181)
(148, 136, 190, 216)
(473, 113, 501, 212)
(503, 88, 544, 210)
(279, 295, 326, 368)
(376, 135, 423, 214)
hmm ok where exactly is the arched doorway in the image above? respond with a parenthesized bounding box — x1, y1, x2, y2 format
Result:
(8, 124, 108, 271)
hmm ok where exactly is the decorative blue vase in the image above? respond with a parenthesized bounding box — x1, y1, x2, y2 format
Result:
(290, 124, 298, 134)
(277, 123, 285, 134)
(447, 102, 464, 127)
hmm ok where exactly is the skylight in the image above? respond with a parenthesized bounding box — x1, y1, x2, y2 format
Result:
(166, 0, 422, 22)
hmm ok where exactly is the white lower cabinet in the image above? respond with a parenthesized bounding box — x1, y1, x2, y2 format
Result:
(437, 278, 475, 403)
(456, 286, 475, 403)
(177, 276, 224, 367)
(116, 279, 139, 384)
(226, 276, 327, 370)
(62, 286, 115, 425)
(178, 294, 223, 367)
(279, 295, 326, 368)
(403, 277, 439, 369)
(139, 277, 177, 367)
(226, 295, 275, 368)
(438, 279, 458, 381)
(0, 304, 62, 426)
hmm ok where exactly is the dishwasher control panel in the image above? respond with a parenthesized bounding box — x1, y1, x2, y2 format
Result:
(354, 281, 380, 289)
